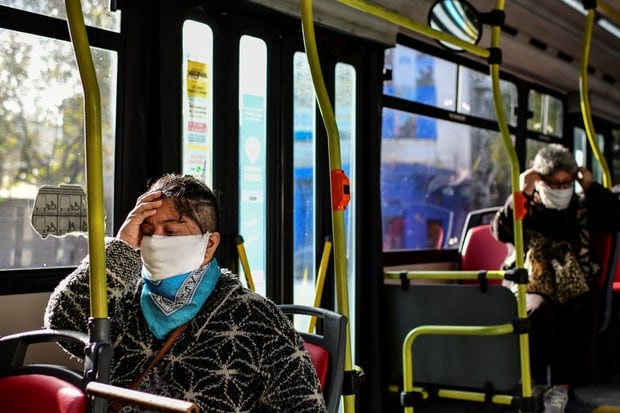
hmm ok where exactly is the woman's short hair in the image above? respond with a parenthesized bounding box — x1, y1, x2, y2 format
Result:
(147, 174, 220, 234)
(530, 144, 578, 177)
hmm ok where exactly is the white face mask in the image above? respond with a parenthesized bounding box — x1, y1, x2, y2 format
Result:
(535, 181, 573, 210)
(140, 233, 209, 280)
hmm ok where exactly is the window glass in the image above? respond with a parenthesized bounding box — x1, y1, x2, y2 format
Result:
(293, 52, 316, 308)
(181, 21, 214, 186)
(0, 0, 120, 32)
(0, 29, 116, 269)
(526, 140, 548, 169)
(238, 35, 267, 296)
(574, 127, 588, 193)
(612, 129, 620, 189)
(384, 44, 457, 111)
(381, 109, 511, 250)
(528, 90, 564, 137)
(335, 61, 356, 359)
(573, 126, 605, 189)
(458, 66, 518, 126)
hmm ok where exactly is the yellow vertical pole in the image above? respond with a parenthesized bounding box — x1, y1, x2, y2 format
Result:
(309, 236, 333, 333)
(64, 0, 107, 320)
(236, 235, 256, 291)
(300, 1, 355, 411)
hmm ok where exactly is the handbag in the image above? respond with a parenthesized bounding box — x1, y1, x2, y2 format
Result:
(525, 236, 589, 304)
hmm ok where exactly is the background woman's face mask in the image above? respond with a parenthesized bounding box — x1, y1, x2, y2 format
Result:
(535, 181, 573, 210)
(140, 233, 209, 280)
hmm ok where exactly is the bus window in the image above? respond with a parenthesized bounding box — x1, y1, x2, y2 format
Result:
(181, 20, 214, 185)
(528, 90, 564, 138)
(613, 128, 620, 188)
(0, 0, 120, 32)
(573, 127, 605, 189)
(293, 52, 316, 306)
(0, 28, 116, 269)
(380, 111, 511, 250)
(238, 35, 267, 296)
(458, 66, 517, 126)
(384, 44, 457, 112)
(381, 43, 516, 250)
(335, 61, 357, 359)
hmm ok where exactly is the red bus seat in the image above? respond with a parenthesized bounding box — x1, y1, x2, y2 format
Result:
(304, 341, 329, 390)
(0, 374, 87, 413)
(591, 232, 620, 333)
(460, 224, 509, 272)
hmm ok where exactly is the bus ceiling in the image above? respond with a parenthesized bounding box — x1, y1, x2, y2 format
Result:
(249, 0, 620, 123)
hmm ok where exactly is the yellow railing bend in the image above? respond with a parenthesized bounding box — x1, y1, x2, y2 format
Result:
(580, 5, 611, 188)
(402, 323, 516, 413)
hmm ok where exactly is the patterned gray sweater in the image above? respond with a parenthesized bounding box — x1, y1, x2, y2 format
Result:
(44, 238, 327, 413)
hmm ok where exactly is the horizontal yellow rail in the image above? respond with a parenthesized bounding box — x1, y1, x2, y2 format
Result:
(384, 270, 506, 281)
(598, 0, 620, 23)
(337, 0, 490, 58)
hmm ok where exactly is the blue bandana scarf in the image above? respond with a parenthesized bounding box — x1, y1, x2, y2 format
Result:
(140, 259, 221, 339)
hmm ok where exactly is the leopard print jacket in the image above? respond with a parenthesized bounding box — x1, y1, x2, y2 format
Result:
(44, 238, 327, 413)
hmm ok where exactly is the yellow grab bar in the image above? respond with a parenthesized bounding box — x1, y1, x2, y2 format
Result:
(580, 7, 611, 188)
(65, 0, 107, 319)
(300, 1, 355, 411)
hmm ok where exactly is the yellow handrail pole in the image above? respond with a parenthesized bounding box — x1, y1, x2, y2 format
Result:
(309, 236, 333, 333)
(598, 0, 620, 24)
(580, 7, 611, 188)
(65, 0, 107, 320)
(235, 235, 256, 291)
(488, 0, 531, 402)
(337, 0, 490, 59)
(300, 1, 355, 411)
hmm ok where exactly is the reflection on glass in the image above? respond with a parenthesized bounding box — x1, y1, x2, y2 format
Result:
(238, 35, 267, 296)
(384, 45, 457, 111)
(381, 109, 511, 250)
(458, 66, 517, 126)
(0, 29, 116, 269)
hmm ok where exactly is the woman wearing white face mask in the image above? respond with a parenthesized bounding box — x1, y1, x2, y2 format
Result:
(45, 174, 327, 413)
(492, 144, 620, 413)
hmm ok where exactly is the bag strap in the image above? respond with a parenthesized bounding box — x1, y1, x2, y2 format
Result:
(110, 323, 188, 412)
(128, 323, 188, 390)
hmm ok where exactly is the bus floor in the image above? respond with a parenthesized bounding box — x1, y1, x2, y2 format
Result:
(399, 374, 620, 413)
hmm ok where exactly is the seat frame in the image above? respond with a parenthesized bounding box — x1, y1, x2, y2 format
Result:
(278, 304, 347, 413)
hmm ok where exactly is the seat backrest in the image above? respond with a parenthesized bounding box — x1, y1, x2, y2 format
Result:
(591, 232, 620, 332)
(278, 304, 347, 413)
(0, 329, 90, 413)
(459, 224, 509, 272)
(458, 207, 502, 252)
(0, 374, 87, 413)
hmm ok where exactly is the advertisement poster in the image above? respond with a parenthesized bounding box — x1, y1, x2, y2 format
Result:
(239, 94, 266, 284)
(182, 58, 212, 184)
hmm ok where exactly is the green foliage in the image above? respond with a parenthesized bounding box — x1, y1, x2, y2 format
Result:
(0, 3, 116, 195)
